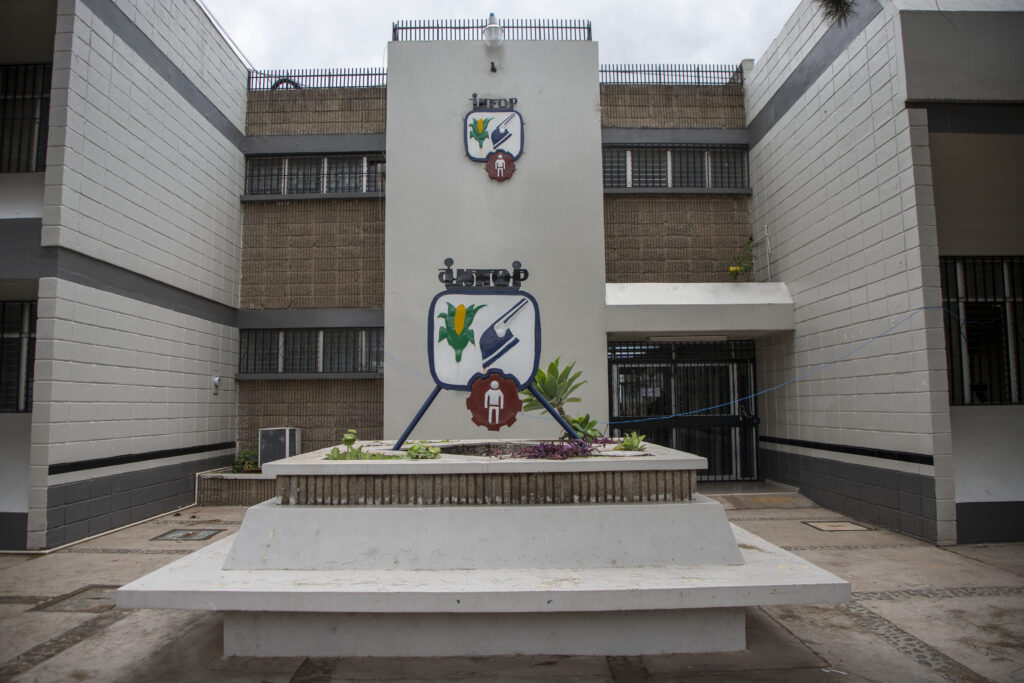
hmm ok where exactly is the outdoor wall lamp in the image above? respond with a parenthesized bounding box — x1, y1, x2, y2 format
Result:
(212, 376, 221, 395)
(483, 13, 504, 48)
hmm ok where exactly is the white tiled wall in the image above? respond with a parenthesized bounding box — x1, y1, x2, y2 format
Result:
(113, 0, 248, 130)
(43, 0, 246, 308)
(746, 2, 954, 542)
(27, 277, 237, 546)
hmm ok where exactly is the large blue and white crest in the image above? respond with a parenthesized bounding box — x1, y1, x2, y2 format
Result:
(465, 110, 523, 161)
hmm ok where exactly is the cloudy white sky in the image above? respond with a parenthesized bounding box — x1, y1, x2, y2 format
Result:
(199, 0, 806, 71)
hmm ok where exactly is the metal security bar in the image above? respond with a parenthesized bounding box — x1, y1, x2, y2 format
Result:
(245, 155, 385, 196)
(608, 341, 758, 481)
(599, 63, 742, 86)
(247, 67, 387, 91)
(0, 301, 36, 412)
(239, 328, 383, 376)
(602, 145, 748, 191)
(940, 256, 1024, 405)
(0, 64, 51, 173)
(392, 18, 591, 41)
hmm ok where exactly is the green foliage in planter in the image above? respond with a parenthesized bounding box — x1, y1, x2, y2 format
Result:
(326, 429, 369, 460)
(614, 431, 646, 452)
(232, 449, 259, 473)
(520, 357, 585, 419)
(567, 413, 603, 441)
(406, 442, 441, 459)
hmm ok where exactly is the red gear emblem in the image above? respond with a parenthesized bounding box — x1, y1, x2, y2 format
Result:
(467, 373, 522, 431)
(485, 151, 515, 181)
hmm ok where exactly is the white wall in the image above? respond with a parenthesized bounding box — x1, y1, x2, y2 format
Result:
(951, 406, 1024, 503)
(0, 174, 44, 219)
(31, 277, 237, 470)
(42, 0, 247, 308)
(0, 414, 31, 513)
(383, 40, 608, 440)
(746, 1, 955, 541)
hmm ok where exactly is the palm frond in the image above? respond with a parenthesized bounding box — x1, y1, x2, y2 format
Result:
(814, 0, 856, 25)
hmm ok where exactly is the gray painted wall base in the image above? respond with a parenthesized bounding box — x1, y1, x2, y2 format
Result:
(47, 453, 233, 547)
(223, 608, 747, 657)
(760, 448, 938, 542)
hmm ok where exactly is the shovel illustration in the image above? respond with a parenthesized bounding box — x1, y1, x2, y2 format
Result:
(480, 297, 529, 369)
(490, 113, 515, 150)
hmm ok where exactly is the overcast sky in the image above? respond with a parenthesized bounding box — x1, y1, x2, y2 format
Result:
(199, 0, 806, 71)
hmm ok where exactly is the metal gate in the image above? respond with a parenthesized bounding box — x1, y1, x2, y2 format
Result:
(607, 341, 759, 481)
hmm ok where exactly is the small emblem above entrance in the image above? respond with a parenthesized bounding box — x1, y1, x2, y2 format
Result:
(465, 110, 523, 162)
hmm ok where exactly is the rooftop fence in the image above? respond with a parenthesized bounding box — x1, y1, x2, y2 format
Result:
(247, 63, 743, 91)
(392, 18, 592, 41)
(600, 64, 743, 85)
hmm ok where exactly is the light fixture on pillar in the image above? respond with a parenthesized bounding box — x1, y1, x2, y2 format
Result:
(483, 13, 504, 48)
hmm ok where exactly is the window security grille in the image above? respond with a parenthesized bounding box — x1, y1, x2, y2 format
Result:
(940, 256, 1024, 405)
(0, 302, 36, 412)
(602, 145, 748, 191)
(239, 328, 383, 375)
(245, 155, 385, 196)
(0, 64, 51, 173)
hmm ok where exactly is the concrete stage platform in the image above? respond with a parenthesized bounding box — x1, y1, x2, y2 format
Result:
(117, 442, 848, 657)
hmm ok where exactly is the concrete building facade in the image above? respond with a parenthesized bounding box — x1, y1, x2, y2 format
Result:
(0, 0, 1020, 549)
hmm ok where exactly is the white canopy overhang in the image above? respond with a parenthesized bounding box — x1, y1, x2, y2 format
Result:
(605, 282, 794, 339)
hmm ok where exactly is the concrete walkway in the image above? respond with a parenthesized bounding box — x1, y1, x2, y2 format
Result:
(1, 489, 1022, 682)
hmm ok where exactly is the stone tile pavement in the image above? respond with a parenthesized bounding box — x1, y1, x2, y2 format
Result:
(0, 490, 1022, 682)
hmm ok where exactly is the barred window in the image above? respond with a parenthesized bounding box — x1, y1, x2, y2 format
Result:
(239, 327, 383, 376)
(602, 145, 747, 191)
(238, 329, 280, 373)
(1, 64, 50, 173)
(246, 158, 283, 195)
(0, 301, 36, 412)
(941, 256, 1024, 405)
(286, 157, 322, 194)
(283, 329, 319, 372)
(671, 149, 706, 188)
(245, 154, 385, 197)
(631, 148, 667, 188)
(602, 148, 627, 187)
(709, 148, 748, 188)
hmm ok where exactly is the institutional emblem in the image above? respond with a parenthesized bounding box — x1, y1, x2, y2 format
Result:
(392, 260, 581, 448)
(465, 109, 523, 165)
(428, 290, 540, 391)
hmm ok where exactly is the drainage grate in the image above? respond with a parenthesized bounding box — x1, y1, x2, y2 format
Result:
(803, 520, 872, 532)
(33, 585, 118, 613)
(150, 528, 224, 541)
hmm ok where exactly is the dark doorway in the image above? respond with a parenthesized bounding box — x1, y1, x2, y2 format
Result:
(608, 341, 758, 481)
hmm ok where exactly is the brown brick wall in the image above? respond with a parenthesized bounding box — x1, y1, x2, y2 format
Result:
(237, 378, 383, 454)
(600, 84, 745, 129)
(246, 87, 386, 136)
(604, 195, 751, 283)
(241, 199, 384, 310)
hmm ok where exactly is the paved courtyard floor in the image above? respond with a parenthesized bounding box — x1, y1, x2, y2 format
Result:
(1, 487, 1022, 682)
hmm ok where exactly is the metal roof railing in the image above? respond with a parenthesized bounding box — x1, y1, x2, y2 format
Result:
(246, 63, 742, 91)
(247, 67, 387, 91)
(391, 18, 592, 41)
(600, 64, 743, 86)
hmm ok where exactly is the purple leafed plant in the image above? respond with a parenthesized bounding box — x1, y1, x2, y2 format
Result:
(511, 440, 596, 460)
